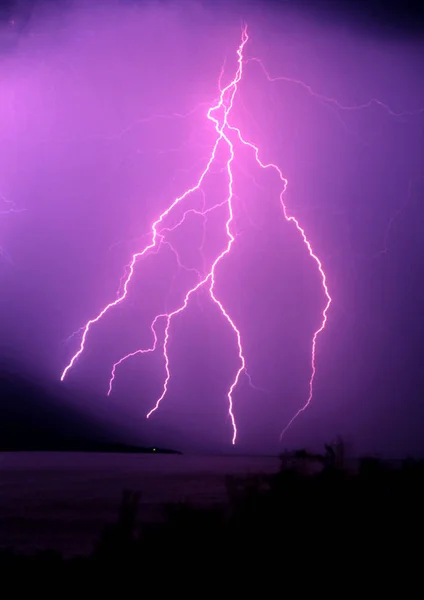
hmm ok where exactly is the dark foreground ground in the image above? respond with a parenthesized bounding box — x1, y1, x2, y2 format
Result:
(0, 453, 280, 554)
(0, 453, 422, 589)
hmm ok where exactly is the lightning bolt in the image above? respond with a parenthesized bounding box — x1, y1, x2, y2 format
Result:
(61, 25, 333, 444)
(0, 189, 27, 219)
(247, 56, 424, 118)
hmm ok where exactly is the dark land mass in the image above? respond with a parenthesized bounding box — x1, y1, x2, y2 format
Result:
(0, 440, 181, 453)
(0, 361, 181, 453)
(0, 454, 422, 588)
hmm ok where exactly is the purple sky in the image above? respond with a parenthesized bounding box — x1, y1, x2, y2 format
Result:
(1, 0, 423, 456)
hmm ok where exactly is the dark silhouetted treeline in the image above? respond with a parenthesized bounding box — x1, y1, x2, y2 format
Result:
(0, 452, 423, 588)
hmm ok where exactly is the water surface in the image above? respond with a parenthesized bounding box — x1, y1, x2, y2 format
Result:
(0, 452, 280, 556)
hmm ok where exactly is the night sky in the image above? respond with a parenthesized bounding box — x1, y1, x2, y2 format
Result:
(0, 0, 423, 456)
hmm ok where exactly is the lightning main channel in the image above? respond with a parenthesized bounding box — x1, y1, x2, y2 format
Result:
(61, 25, 331, 444)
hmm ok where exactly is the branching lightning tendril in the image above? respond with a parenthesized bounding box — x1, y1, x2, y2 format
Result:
(61, 25, 333, 444)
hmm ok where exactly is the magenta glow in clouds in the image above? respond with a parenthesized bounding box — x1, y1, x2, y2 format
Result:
(61, 25, 330, 444)
(2, 1, 424, 454)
